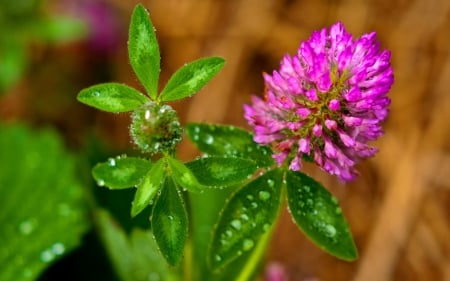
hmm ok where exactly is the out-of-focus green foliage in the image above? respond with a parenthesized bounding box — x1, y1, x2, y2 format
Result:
(0, 0, 86, 93)
(0, 124, 90, 281)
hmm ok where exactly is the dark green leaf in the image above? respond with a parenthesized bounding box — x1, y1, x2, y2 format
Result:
(186, 156, 256, 188)
(151, 177, 188, 266)
(186, 123, 274, 168)
(95, 209, 171, 281)
(209, 169, 283, 270)
(131, 158, 165, 217)
(159, 57, 225, 102)
(92, 156, 151, 189)
(77, 83, 149, 113)
(128, 4, 160, 99)
(167, 156, 205, 193)
(285, 171, 358, 260)
(0, 124, 89, 281)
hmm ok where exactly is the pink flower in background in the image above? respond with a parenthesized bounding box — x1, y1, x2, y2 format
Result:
(244, 22, 393, 181)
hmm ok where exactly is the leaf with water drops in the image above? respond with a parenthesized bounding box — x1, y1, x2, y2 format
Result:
(186, 123, 274, 168)
(151, 176, 188, 266)
(159, 57, 225, 102)
(167, 156, 205, 193)
(92, 156, 151, 189)
(131, 158, 165, 217)
(209, 169, 283, 270)
(285, 171, 358, 261)
(77, 83, 150, 113)
(0, 124, 89, 281)
(128, 4, 160, 99)
(186, 156, 257, 188)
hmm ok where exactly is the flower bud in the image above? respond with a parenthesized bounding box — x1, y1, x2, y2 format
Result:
(130, 102, 182, 154)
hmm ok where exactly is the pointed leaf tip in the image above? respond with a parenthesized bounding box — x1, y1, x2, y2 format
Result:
(128, 4, 160, 99)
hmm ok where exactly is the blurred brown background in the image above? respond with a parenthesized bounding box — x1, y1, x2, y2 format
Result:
(1, 0, 449, 280)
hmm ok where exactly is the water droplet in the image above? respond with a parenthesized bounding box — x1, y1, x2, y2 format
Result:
(263, 223, 271, 231)
(230, 219, 242, 230)
(51, 243, 65, 255)
(312, 209, 318, 216)
(225, 230, 233, 237)
(40, 249, 55, 263)
(258, 191, 271, 201)
(215, 255, 222, 262)
(335, 207, 342, 214)
(194, 126, 200, 133)
(303, 185, 311, 192)
(246, 195, 254, 201)
(323, 224, 337, 238)
(250, 202, 258, 209)
(306, 198, 313, 206)
(243, 239, 254, 251)
(97, 179, 105, 186)
(168, 215, 174, 221)
(204, 134, 214, 144)
(108, 158, 116, 166)
(267, 179, 275, 187)
(145, 110, 151, 120)
(18, 219, 36, 235)
(93, 91, 100, 97)
(240, 214, 249, 221)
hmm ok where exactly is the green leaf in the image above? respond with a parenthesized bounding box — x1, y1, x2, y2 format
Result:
(186, 123, 274, 168)
(95, 209, 174, 281)
(167, 156, 205, 193)
(131, 158, 165, 217)
(128, 4, 160, 99)
(151, 177, 188, 266)
(186, 156, 257, 188)
(92, 156, 151, 190)
(285, 171, 358, 260)
(209, 169, 283, 270)
(159, 57, 225, 102)
(77, 83, 149, 113)
(0, 124, 89, 281)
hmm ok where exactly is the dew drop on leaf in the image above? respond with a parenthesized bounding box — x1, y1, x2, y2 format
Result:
(230, 219, 242, 230)
(204, 134, 214, 144)
(97, 179, 105, 186)
(258, 190, 271, 201)
(108, 158, 116, 166)
(18, 219, 36, 235)
(243, 239, 254, 251)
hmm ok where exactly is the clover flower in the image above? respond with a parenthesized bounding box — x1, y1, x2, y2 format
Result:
(244, 22, 393, 181)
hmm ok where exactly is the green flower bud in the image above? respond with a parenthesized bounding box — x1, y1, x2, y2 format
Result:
(130, 102, 182, 154)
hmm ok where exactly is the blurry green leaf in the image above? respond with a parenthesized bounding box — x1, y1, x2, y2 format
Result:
(32, 16, 87, 43)
(0, 124, 89, 281)
(285, 171, 358, 260)
(77, 83, 149, 113)
(186, 157, 256, 188)
(186, 123, 274, 168)
(95, 209, 177, 281)
(92, 156, 151, 190)
(128, 4, 160, 99)
(131, 158, 165, 217)
(209, 169, 283, 270)
(152, 177, 188, 266)
(167, 156, 205, 193)
(0, 40, 27, 93)
(159, 57, 225, 102)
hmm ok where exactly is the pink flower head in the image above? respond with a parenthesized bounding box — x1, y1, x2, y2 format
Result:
(244, 22, 393, 181)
